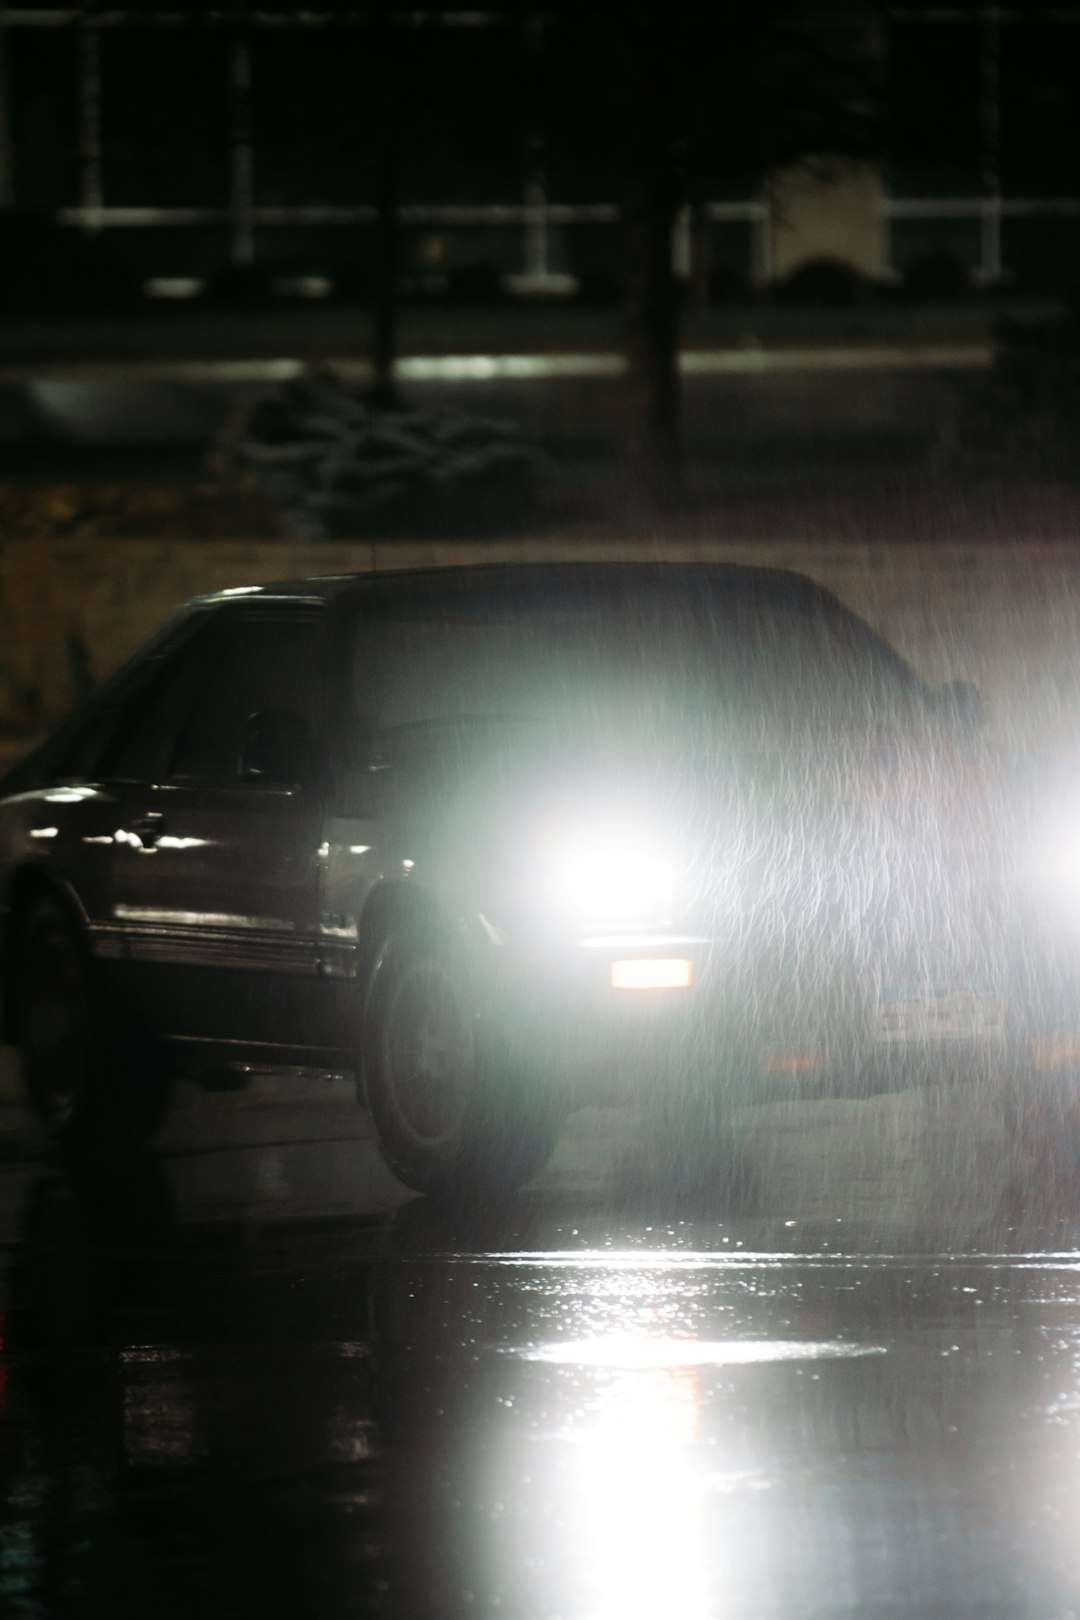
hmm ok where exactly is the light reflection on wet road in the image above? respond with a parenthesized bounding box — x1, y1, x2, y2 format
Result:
(3, 1061, 1080, 1618)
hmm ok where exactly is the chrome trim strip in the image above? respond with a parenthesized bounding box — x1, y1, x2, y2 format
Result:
(87, 923, 128, 962)
(120, 923, 317, 975)
(320, 941, 359, 980)
(113, 904, 297, 930)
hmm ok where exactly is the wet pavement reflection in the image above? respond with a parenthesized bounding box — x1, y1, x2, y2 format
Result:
(4, 1067, 1080, 1617)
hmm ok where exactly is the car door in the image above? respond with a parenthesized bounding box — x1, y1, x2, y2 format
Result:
(1, 610, 219, 965)
(105, 601, 333, 1053)
(313, 597, 395, 1007)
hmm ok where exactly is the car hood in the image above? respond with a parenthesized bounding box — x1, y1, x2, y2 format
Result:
(382, 713, 1017, 939)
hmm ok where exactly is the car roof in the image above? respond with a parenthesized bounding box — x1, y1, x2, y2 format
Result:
(197, 560, 829, 609)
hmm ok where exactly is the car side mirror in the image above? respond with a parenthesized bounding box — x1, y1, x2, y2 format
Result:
(240, 708, 319, 784)
(938, 679, 985, 729)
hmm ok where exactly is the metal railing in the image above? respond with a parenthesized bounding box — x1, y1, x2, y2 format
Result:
(882, 196, 1080, 283)
(11, 6, 1079, 291)
(0, 6, 770, 287)
(48, 199, 769, 292)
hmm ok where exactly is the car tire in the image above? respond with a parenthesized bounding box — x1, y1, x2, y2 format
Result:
(361, 923, 558, 1200)
(20, 898, 174, 1149)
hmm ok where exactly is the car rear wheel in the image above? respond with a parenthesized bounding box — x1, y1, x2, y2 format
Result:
(20, 899, 174, 1149)
(362, 924, 559, 1199)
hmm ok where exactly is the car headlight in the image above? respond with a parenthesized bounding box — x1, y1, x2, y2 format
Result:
(1033, 812, 1080, 910)
(540, 829, 675, 926)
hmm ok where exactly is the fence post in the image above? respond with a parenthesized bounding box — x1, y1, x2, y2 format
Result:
(230, 29, 254, 266)
(79, 12, 103, 230)
(0, 5, 12, 209)
(979, 8, 1002, 282)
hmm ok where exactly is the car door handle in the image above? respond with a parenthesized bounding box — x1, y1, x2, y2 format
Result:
(125, 812, 165, 849)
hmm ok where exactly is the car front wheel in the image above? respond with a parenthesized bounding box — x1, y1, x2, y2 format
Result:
(20, 898, 174, 1149)
(361, 924, 559, 1200)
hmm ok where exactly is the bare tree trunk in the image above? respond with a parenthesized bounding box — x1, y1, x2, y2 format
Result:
(371, 146, 400, 408)
(688, 182, 711, 313)
(624, 158, 684, 512)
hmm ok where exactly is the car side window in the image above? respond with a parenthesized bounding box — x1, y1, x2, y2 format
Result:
(167, 609, 326, 784)
(91, 613, 221, 785)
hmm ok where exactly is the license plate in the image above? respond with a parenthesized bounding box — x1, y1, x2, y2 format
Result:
(873, 988, 1006, 1044)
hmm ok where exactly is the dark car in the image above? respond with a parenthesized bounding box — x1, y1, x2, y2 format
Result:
(0, 562, 1028, 1194)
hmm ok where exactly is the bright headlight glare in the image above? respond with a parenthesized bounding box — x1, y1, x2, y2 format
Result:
(1036, 817, 1080, 898)
(543, 833, 674, 924)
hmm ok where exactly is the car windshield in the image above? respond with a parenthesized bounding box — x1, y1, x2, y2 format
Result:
(356, 572, 932, 737)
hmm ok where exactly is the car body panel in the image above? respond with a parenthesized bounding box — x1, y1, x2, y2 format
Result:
(107, 779, 325, 1038)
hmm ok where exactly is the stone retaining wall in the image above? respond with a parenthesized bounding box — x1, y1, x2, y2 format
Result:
(2, 535, 1079, 752)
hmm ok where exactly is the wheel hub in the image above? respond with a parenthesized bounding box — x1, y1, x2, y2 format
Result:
(383, 962, 475, 1150)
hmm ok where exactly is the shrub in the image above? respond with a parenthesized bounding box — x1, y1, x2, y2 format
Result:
(773, 256, 874, 308)
(0, 211, 140, 313)
(575, 266, 625, 307)
(202, 264, 275, 309)
(901, 250, 972, 302)
(333, 260, 375, 305)
(221, 365, 556, 538)
(705, 263, 753, 306)
(443, 261, 505, 306)
(952, 299, 1080, 480)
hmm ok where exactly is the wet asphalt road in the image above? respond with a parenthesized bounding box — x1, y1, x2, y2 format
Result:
(4, 1054, 1080, 1618)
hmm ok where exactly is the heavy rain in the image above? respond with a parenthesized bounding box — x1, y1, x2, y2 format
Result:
(4, 5, 1080, 1619)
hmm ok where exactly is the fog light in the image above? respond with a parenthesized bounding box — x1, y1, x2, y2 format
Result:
(610, 958, 693, 991)
(761, 1046, 826, 1076)
(1031, 1034, 1080, 1073)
